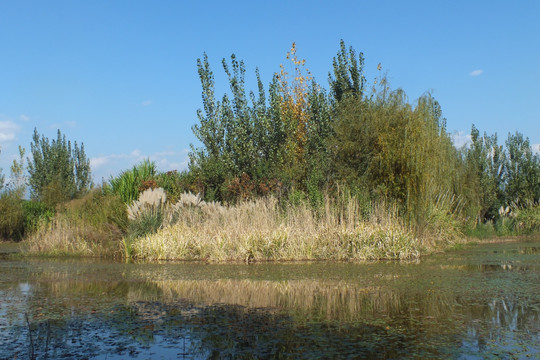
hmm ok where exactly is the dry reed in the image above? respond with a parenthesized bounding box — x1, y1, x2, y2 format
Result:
(24, 217, 122, 257)
(130, 196, 422, 261)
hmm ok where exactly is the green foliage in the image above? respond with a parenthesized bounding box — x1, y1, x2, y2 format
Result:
(0, 190, 25, 240)
(109, 159, 157, 204)
(505, 132, 540, 205)
(463, 125, 506, 222)
(60, 188, 128, 235)
(287, 188, 308, 207)
(0, 146, 29, 241)
(512, 203, 540, 234)
(22, 201, 54, 235)
(155, 170, 200, 203)
(9, 146, 27, 194)
(0, 147, 4, 191)
(331, 84, 459, 226)
(328, 39, 366, 104)
(463, 222, 497, 239)
(27, 128, 92, 207)
(190, 47, 333, 202)
(188, 40, 540, 238)
(128, 211, 163, 239)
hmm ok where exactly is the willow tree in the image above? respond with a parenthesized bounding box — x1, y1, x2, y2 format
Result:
(332, 79, 462, 225)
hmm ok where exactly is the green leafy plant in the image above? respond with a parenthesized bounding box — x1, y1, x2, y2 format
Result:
(109, 159, 157, 204)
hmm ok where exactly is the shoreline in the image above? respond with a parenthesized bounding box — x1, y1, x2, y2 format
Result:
(3, 235, 538, 263)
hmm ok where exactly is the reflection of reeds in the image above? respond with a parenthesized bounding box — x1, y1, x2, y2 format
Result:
(132, 197, 422, 261)
(143, 279, 424, 322)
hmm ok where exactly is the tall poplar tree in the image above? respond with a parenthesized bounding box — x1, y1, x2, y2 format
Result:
(27, 128, 92, 205)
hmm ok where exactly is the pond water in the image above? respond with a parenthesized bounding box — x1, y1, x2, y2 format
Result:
(1, 239, 539, 359)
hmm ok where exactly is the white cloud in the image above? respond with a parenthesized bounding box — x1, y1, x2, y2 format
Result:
(130, 149, 142, 157)
(469, 69, 483, 77)
(533, 144, 540, 155)
(452, 131, 472, 149)
(90, 149, 143, 170)
(141, 100, 153, 107)
(19, 114, 30, 122)
(89, 156, 110, 169)
(0, 121, 20, 143)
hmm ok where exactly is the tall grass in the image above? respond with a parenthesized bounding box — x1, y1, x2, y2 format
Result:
(129, 195, 428, 261)
(464, 201, 540, 238)
(512, 202, 540, 234)
(23, 189, 127, 257)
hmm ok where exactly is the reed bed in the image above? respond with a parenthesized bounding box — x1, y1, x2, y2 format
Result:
(129, 196, 422, 261)
(24, 217, 122, 257)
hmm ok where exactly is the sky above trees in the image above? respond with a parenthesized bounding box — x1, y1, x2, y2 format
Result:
(1, 0, 538, 182)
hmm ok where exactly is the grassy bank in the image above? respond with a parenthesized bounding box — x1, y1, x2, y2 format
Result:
(16, 186, 500, 262)
(21, 188, 469, 261)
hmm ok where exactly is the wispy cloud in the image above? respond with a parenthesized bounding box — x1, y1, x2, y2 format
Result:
(533, 144, 540, 155)
(89, 156, 109, 169)
(469, 69, 483, 77)
(90, 149, 144, 170)
(0, 120, 20, 143)
(19, 114, 30, 122)
(452, 131, 472, 149)
(141, 100, 153, 107)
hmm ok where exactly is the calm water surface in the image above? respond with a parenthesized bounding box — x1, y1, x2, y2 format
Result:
(1, 239, 539, 359)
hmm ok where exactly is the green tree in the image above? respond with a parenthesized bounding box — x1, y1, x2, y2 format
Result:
(328, 39, 366, 104)
(191, 44, 335, 202)
(27, 128, 92, 206)
(0, 147, 5, 191)
(505, 132, 540, 205)
(0, 146, 26, 240)
(464, 125, 506, 221)
(332, 79, 462, 226)
(10, 146, 27, 196)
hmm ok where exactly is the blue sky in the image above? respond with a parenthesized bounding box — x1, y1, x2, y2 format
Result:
(1, 0, 539, 182)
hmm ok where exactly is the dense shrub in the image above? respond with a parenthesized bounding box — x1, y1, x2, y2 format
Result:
(24, 189, 128, 256)
(60, 188, 128, 236)
(0, 191, 25, 241)
(22, 200, 54, 235)
(513, 204, 540, 234)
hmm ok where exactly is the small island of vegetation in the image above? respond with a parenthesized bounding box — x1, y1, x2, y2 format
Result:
(1, 41, 539, 261)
